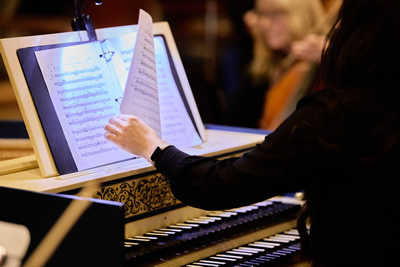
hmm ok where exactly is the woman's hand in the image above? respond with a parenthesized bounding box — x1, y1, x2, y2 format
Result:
(104, 114, 166, 163)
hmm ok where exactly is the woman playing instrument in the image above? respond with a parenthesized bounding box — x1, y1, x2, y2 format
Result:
(228, 0, 327, 129)
(105, 0, 400, 265)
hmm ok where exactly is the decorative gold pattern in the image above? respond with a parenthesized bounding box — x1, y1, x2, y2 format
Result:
(88, 172, 180, 219)
(77, 151, 246, 219)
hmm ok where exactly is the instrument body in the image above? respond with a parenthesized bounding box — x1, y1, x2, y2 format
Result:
(0, 20, 302, 266)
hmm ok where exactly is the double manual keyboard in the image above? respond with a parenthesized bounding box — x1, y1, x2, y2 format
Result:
(123, 200, 301, 266)
(186, 228, 301, 266)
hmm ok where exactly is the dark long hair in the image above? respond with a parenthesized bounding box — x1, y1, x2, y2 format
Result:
(317, 0, 400, 161)
(319, 0, 400, 91)
(298, 1, 400, 265)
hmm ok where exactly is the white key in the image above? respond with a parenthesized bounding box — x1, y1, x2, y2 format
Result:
(186, 220, 209, 225)
(274, 234, 300, 240)
(215, 254, 243, 259)
(210, 256, 237, 262)
(177, 223, 199, 227)
(152, 230, 175, 234)
(133, 235, 157, 240)
(160, 228, 182, 232)
(227, 251, 252, 256)
(264, 237, 291, 243)
(201, 216, 222, 221)
(249, 243, 275, 249)
(169, 225, 192, 230)
(200, 260, 226, 265)
(190, 263, 218, 267)
(238, 246, 265, 252)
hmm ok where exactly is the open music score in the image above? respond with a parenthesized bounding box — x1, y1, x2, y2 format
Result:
(121, 9, 160, 136)
(33, 10, 202, 172)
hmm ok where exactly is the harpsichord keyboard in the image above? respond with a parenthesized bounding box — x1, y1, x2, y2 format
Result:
(123, 199, 301, 266)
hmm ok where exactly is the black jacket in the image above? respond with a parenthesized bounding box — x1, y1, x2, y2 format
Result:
(156, 88, 400, 266)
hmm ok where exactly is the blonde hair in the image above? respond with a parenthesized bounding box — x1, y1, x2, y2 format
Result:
(249, 0, 325, 84)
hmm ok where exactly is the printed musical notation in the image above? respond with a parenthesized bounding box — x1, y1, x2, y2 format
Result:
(120, 9, 161, 136)
(35, 40, 132, 171)
(154, 38, 202, 148)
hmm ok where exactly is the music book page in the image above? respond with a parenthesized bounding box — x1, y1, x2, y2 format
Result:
(120, 9, 161, 136)
(155, 38, 203, 148)
(34, 42, 133, 171)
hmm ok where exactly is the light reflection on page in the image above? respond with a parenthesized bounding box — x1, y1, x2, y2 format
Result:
(35, 43, 132, 171)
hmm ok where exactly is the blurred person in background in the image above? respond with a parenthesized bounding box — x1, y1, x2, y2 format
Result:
(228, 0, 337, 130)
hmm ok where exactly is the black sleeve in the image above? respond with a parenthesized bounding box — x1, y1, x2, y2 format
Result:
(156, 94, 333, 210)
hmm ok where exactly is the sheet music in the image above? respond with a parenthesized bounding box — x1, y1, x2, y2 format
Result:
(107, 34, 202, 148)
(35, 43, 132, 171)
(154, 37, 203, 148)
(119, 9, 161, 136)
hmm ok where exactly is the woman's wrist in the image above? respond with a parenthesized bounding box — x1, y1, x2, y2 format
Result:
(147, 141, 170, 165)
